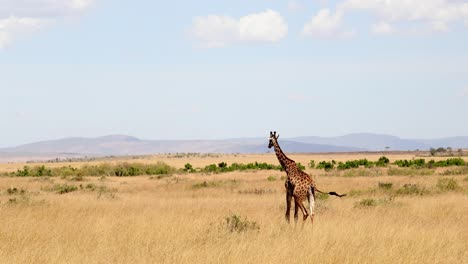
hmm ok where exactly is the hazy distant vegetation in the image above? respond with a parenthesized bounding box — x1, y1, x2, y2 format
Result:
(1, 156, 467, 178)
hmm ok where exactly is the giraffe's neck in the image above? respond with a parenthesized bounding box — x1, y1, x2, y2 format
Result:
(272, 140, 296, 174)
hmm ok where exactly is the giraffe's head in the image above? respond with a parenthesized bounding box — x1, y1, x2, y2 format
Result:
(268, 131, 279, 148)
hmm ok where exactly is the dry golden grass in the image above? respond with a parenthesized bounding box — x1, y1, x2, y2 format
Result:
(0, 153, 467, 264)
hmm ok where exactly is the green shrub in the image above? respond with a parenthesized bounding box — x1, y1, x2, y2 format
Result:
(15, 165, 52, 177)
(376, 156, 390, 167)
(203, 164, 219, 173)
(16, 166, 31, 177)
(308, 160, 316, 169)
(12, 162, 175, 178)
(267, 176, 277, 181)
(224, 214, 260, 233)
(316, 161, 335, 171)
(183, 163, 195, 172)
(394, 159, 426, 168)
(436, 178, 459, 191)
(201, 162, 281, 173)
(55, 184, 78, 194)
(297, 163, 306, 170)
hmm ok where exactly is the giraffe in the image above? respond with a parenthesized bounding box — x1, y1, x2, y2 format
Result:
(268, 131, 346, 224)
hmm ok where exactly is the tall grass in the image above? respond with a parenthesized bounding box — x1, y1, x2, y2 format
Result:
(0, 173, 466, 264)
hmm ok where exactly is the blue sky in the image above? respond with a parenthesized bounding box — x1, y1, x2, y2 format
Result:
(1, 0, 468, 147)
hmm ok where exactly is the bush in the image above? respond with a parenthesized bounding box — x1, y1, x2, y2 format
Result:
(7, 187, 26, 195)
(55, 184, 78, 194)
(267, 176, 277, 181)
(378, 182, 393, 189)
(394, 159, 426, 168)
(183, 163, 195, 172)
(308, 160, 315, 169)
(297, 163, 306, 170)
(200, 162, 281, 173)
(376, 156, 390, 167)
(15, 165, 52, 177)
(12, 162, 175, 178)
(316, 161, 335, 171)
(436, 178, 459, 191)
(224, 214, 260, 233)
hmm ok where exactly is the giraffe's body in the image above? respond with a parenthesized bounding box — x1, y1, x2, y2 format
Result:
(268, 131, 345, 224)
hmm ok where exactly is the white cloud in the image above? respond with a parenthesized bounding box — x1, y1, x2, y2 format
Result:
(338, 0, 468, 34)
(191, 9, 288, 48)
(0, 16, 53, 48)
(371, 21, 395, 35)
(303, 8, 354, 37)
(0, 0, 94, 49)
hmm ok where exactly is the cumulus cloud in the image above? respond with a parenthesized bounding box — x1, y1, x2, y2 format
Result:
(340, 0, 468, 34)
(0, 16, 53, 48)
(191, 9, 288, 48)
(304, 0, 468, 37)
(302, 8, 354, 37)
(0, 0, 95, 48)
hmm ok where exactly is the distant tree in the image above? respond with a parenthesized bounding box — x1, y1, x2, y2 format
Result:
(430, 148, 437, 156)
(436, 147, 447, 153)
(458, 149, 463, 156)
(447, 147, 453, 156)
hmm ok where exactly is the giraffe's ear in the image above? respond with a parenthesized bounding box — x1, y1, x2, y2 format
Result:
(276, 134, 280, 139)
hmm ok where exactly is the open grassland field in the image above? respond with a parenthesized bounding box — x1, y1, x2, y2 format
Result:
(0, 153, 467, 264)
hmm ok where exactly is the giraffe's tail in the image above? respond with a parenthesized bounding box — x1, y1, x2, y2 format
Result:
(314, 187, 346, 198)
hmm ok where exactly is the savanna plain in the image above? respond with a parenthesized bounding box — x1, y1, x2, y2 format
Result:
(0, 153, 467, 264)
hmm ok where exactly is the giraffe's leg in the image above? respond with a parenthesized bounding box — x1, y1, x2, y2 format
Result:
(295, 197, 309, 222)
(294, 199, 299, 223)
(309, 187, 316, 224)
(285, 181, 292, 223)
